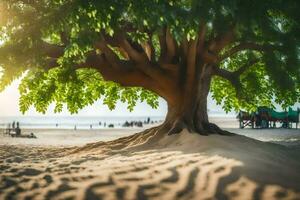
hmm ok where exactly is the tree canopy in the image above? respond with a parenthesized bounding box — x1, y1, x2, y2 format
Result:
(0, 0, 299, 115)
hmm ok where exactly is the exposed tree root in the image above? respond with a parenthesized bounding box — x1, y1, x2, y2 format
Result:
(166, 120, 234, 136)
(202, 123, 234, 136)
(167, 119, 187, 135)
(71, 121, 234, 155)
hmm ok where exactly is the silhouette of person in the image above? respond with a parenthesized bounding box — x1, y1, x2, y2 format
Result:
(16, 122, 21, 136)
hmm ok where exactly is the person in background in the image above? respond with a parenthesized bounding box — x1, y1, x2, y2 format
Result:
(15, 122, 21, 136)
(5, 123, 11, 135)
(147, 117, 150, 124)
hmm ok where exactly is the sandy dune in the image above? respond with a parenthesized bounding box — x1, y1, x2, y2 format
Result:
(1, 128, 300, 200)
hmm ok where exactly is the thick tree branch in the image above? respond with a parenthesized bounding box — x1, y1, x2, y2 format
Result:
(94, 35, 122, 69)
(197, 22, 206, 55)
(102, 30, 154, 63)
(43, 58, 59, 70)
(181, 38, 189, 58)
(186, 39, 198, 86)
(86, 54, 172, 101)
(158, 27, 177, 64)
(40, 42, 64, 58)
(43, 51, 100, 71)
(60, 31, 69, 45)
(141, 42, 152, 61)
(41, 33, 174, 102)
(101, 33, 120, 47)
(149, 34, 156, 62)
(165, 28, 177, 63)
(201, 50, 218, 64)
(213, 57, 259, 97)
(158, 26, 167, 63)
(209, 28, 235, 54)
(99, 33, 129, 60)
(118, 35, 169, 81)
(200, 26, 235, 64)
(213, 67, 233, 80)
(143, 32, 156, 61)
(213, 66, 242, 96)
(213, 58, 259, 80)
(218, 42, 276, 62)
(119, 36, 149, 63)
(234, 58, 259, 75)
(44, 52, 165, 97)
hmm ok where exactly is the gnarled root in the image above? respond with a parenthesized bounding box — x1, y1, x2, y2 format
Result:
(167, 119, 187, 135)
(203, 123, 234, 136)
(165, 118, 234, 136)
(72, 121, 234, 155)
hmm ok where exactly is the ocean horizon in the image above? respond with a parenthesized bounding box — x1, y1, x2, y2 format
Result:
(0, 111, 236, 129)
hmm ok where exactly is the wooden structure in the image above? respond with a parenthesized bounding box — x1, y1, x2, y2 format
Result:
(238, 107, 300, 129)
(238, 111, 255, 129)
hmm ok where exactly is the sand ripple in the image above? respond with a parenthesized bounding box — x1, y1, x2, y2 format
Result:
(0, 142, 299, 200)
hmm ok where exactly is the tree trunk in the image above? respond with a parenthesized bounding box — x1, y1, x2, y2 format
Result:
(161, 65, 231, 135)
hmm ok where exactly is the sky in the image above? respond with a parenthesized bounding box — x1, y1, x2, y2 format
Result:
(0, 78, 231, 117)
(0, 78, 299, 117)
(0, 78, 167, 117)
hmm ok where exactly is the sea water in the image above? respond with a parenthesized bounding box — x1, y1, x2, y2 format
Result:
(0, 116, 165, 129)
(0, 111, 236, 130)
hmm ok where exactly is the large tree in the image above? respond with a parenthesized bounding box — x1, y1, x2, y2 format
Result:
(0, 0, 300, 135)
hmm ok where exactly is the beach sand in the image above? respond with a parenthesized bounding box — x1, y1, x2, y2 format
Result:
(0, 128, 145, 147)
(0, 117, 300, 200)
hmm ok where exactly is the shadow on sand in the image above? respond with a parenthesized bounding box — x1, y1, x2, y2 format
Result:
(0, 129, 300, 200)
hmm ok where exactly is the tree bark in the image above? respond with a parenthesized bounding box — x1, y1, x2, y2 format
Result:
(159, 64, 231, 135)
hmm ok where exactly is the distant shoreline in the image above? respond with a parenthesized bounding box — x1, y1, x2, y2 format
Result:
(0, 117, 299, 148)
(0, 115, 237, 130)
